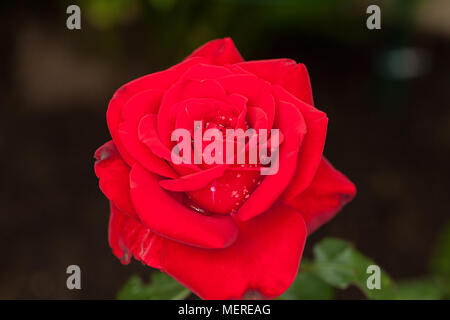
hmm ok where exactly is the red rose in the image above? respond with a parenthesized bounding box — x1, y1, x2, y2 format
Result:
(94, 38, 356, 299)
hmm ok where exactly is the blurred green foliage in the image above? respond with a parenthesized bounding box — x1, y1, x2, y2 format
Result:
(282, 259, 335, 300)
(300, 238, 393, 299)
(283, 235, 449, 300)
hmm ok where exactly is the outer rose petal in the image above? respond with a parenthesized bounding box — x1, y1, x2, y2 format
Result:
(272, 85, 328, 201)
(237, 59, 314, 106)
(129, 164, 239, 249)
(161, 203, 307, 300)
(107, 57, 207, 165)
(285, 157, 356, 234)
(107, 202, 306, 299)
(94, 141, 136, 218)
(179, 64, 233, 81)
(118, 89, 178, 178)
(109, 203, 164, 268)
(188, 37, 244, 65)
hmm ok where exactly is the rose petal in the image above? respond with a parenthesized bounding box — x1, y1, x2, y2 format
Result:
(217, 74, 266, 103)
(108, 201, 307, 299)
(157, 79, 228, 147)
(256, 89, 275, 130)
(138, 114, 200, 173)
(180, 63, 233, 81)
(236, 100, 307, 221)
(94, 141, 136, 218)
(118, 89, 178, 178)
(272, 85, 328, 201)
(129, 163, 239, 249)
(109, 203, 164, 268)
(159, 165, 229, 192)
(247, 106, 268, 132)
(107, 57, 207, 165)
(237, 59, 314, 105)
(188, 37, 244, 65)
(187, 169, 261, 214)
(161, 203, 307, 300)
(285, 157, 356, 234)
(217, 74, 275, 129)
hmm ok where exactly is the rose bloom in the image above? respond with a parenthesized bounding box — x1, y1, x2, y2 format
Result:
(94, 38, 356, 300)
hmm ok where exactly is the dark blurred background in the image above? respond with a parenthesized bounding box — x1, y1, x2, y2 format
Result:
(1, 0, 449, 299)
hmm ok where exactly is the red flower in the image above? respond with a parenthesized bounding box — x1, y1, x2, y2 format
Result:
(94, 38, 356, 299)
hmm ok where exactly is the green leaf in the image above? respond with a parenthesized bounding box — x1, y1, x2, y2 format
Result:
(117, 272, 191, 300)
(311, 238, 394, 299)
(282, 260, 335, 300)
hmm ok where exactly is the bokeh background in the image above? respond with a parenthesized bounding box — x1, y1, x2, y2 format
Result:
(1, 0, 450, 299)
